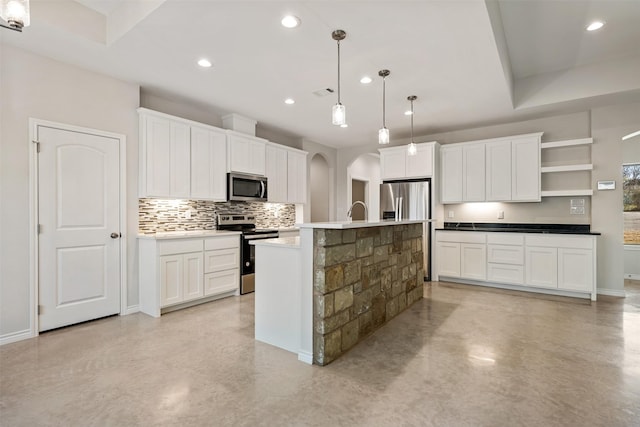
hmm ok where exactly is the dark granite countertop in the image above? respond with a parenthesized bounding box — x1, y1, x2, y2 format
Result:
(437, 222, 600, 235)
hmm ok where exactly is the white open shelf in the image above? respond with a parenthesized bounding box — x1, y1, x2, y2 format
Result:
(541, 189, 594, 197)
(541, 138, 593, 149)
(541, 164, 593, 173)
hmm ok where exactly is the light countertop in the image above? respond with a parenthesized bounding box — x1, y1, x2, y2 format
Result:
(250, 236, 300, 248)
(138, 230, 241, 240)
(298, 219, 436, 230)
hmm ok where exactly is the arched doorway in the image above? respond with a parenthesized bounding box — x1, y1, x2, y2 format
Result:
(310, 153, 330, 222)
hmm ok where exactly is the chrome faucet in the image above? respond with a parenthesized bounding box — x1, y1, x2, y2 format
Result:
(347, 200, 368, 221)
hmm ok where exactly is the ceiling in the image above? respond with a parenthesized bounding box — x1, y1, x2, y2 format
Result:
(2, 0, 640, 149)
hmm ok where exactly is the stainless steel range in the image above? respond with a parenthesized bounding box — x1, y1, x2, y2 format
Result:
(216, 214, 279, 295)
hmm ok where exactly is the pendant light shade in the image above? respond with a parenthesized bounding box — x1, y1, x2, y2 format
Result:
(0, 0, 29, 31)
(378, 69, 390, 144)
(331, 30, 347, 126)
(407, 95, 417, 156)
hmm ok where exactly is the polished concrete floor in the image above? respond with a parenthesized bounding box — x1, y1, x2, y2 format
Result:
(1, 281, 640, 426)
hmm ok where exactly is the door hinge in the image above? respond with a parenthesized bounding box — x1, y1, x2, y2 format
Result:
(37, 224, 42, 234)
(32, 140, 40, 153)
(38, 305, 43, 315)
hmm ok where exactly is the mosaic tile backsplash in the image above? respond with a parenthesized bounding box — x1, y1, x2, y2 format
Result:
(139, 199, 296, 234)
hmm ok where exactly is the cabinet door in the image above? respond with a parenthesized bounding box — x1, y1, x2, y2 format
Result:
(437, 242, 461, 278)
(441, 146, 463, 203)
(287, 150, 308, 204)
(204, 269, 239, 296)
(249, 139, 266, 176)
(380, 149, 406, 180)
(182, 252, 204, 303)
(406, 144, 434, 178)
(462, 144, 485, 201)
(204, 248, 239, 273)
(486, 141, 512, 201)
(266, 145, 288, 202)
(558, 248, 593, 292)
(229, 134, 266, 176)
(488, 263, 524, 284)
(191, 126, 227, 201)
(461, 243, 486, 280)
(144, 116, 190, 198)
(525, 247, 557, 288)
(160, 254, 183, 307)
(512, 137, 540, 201)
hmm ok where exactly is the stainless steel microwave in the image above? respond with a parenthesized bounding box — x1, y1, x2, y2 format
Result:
(227, 173, 268, 202)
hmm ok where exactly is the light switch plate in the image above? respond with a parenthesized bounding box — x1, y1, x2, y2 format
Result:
(570, 206, 585, 215)
(570, 198, 585, 207)
(448, 211, 454, 218)
(497, 211, 504, 219)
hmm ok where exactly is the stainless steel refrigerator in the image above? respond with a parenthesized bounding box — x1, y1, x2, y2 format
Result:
(380, 179, 431, 280)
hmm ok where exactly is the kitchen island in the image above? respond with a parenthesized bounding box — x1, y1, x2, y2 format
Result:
(252, 220, 429, 365)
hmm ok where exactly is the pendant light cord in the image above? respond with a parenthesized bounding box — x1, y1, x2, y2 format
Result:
(337, 39, 341, 104)
(382, 77, 386, 127)
(410, 98, 414, 143)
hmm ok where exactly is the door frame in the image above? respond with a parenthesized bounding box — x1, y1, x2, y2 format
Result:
(29, 118, 128, 338)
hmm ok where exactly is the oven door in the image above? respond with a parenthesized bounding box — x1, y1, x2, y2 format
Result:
(228, 173, 268, 202)
(241, 232, 279, 294)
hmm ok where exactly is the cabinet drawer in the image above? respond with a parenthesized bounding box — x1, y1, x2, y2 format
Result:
(487, 233, 524, 245)
(436, 231, 486, 244)
(158, 239, 203, 256)
(204, 270, 239, 296)
(526, 235, 593, 249)
(205, 236, 240, 250)
(204, 249, 239, 273)
(487, 244, 523, 265)
(488, 263, 524, 285)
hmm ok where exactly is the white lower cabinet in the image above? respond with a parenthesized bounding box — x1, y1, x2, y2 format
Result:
(139, 234, 240, 317)
(436, 230, 597, 300)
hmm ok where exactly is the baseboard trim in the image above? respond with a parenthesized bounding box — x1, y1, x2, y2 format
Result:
(597, 288, 626, 298)
(298, 351, 313, 365)
(0, 329, 35, 346)
(123, 305, 140, 315)
(624, 273, 640, 280)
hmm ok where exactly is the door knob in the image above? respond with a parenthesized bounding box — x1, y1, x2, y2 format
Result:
(110, 232, 121, 239)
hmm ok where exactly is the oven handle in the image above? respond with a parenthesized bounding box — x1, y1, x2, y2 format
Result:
(243, 234, 279, 240)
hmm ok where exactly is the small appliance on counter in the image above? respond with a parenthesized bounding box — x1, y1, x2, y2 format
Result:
(216, 213, 278, 294)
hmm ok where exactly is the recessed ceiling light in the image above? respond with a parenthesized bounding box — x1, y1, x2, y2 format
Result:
(404, 110, 413, 116)
(586, 21, 604, 31)
(360, 76, 372, 84)
(281, 15, 300, 28)
(340, 124, 348, 128)
(284, 98, 295, 105)
(197, 58, 212, 68)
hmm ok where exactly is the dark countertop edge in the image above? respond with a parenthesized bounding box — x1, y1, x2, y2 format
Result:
(438, 222, 600, 236)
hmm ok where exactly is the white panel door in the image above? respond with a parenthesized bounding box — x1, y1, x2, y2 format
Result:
(558, 248, 593, 292)
(437, 242, 461, 278)
(406, 144, 433, 178)
(462, 144, 485, 201)
(37, 125, 120, 331)
(512, 137, 540, 201)
(287, 150, 307, 204)
(380, 149, 406, 180)
(525, 247, 557, 288)
(182, 253, 204, 302)
(160, 255, 183, 307)
(486, 141, 512, 201)
(266, 145, 288, 202)
(440, 146, 463, 203)
(191, 126, 227, 201)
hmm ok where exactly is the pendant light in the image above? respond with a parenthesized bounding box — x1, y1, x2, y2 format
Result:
(331, 30, 347, 126)
(0, 0, 30, 31)
(378, 69, 390, 144)
(407, 95, 418, 156)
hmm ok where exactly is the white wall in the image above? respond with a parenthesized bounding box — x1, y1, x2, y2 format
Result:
(302, 139, 337, 223)
(310, 154, 330, 222)
(347, 154, 381, 222)
(0, 46, 140, 341)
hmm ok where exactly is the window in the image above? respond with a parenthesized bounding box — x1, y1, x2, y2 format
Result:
(623, 163, 640, 244)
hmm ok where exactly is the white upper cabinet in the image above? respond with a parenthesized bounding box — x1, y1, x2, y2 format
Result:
(380, 142, 436, 181)
(140, 112, 190, 198)
(287, 149, 308, 204)
(228, 132, 267, 176)
(190, 126, 227, 201)
(462, 144, 485, 202)
(440, 145, 463, 203)
(486, 141, 512, 201)
(440, 132, 542, 203)
(265, 144, 288, 203)
(265, 143, 308, 204)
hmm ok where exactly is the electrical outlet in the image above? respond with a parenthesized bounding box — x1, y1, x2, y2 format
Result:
(448, 210, 454, 219)
(497, 210, 504, 219)
(570, 206, 585, 215)
(184, 210, 192, 219)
